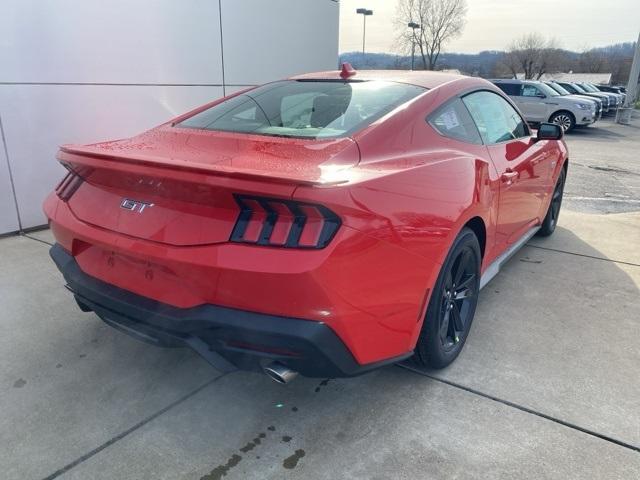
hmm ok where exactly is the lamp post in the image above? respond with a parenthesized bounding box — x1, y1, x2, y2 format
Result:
(356, 8, 373, 61)
(408, 22, 421, 70)
(617, 30, 640, 124)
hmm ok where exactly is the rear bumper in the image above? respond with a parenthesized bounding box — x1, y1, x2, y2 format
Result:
(51, 244, 410, 378)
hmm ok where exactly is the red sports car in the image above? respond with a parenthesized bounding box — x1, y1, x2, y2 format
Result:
(45, 65, 567, 383)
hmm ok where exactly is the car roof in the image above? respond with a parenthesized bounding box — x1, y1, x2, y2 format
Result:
(290, 69, 469, 89)
(491, 79, 542, 84)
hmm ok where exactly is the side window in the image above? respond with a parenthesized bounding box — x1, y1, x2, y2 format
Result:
(462, 91, 529, 144)
(522, 85, 543, 97)
(427, 98, 482, 144)
(494, 83, 521, 96)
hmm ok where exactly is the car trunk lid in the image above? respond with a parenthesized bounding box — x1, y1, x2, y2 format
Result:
(58, 126, 358, 246)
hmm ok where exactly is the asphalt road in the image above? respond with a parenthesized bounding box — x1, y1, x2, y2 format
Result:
(562, 113, 640, 214)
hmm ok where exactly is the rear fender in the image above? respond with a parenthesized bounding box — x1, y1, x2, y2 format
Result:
(294, 152, 495, 349)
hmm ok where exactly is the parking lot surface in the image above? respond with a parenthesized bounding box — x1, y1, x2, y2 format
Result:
(2, 115, 639, 479)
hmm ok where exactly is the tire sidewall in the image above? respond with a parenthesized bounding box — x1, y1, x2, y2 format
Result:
(538, 167, 566, 236)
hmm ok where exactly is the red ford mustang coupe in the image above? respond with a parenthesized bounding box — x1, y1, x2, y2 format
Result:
(45, 65, 567, 383)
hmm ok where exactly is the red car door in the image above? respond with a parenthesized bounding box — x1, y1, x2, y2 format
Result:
(486, 138, 549, 245)
(462, 90, 549, 247)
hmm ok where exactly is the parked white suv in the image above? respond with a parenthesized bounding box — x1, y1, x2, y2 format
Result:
(491, 79, 597, 132)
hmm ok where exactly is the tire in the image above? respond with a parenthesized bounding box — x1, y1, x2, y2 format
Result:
(549, 110, 575, 132)
(414, 228, 481, 369)
(537, 167, 566, 237)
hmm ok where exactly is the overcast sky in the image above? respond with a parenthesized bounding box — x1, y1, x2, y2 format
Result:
(339, 0, 640, 54)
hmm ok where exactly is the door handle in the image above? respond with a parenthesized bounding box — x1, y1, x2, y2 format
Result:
(501, 170, 518, 184)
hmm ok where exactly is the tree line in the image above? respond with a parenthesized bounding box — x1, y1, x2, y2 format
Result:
(387, 0, 635, 84)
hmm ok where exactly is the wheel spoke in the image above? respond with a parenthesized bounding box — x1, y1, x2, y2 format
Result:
(451, 301, 464, 332)
(453, 250, 470, 285)
(454, 287, 473, 301)
(455, 273, 476, 292)
(440, 308, 450, 342)
(443, 271, 453, 293)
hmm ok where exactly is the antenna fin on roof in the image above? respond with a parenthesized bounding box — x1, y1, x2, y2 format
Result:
(340, 62, 357, 79)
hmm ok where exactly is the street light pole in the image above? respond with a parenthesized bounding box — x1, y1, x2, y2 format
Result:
(617, 30, 640, 124)
(625, 30, 640, 107)
(408, 22, 421, 70)
(356, 8, 373, 61)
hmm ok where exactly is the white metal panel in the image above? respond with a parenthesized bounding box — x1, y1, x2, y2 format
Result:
(0, 0, 223, 85)
(0, 85, 224, 229)
(0, 136, 20, 234)
(221, 0, 339, 85)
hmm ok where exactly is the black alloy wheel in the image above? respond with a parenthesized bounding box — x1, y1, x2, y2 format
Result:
(414, 228, 481, 369)
(438, 247, 477, 351)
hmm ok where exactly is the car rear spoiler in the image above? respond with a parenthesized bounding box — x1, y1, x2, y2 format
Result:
(57, 145, 345, 187)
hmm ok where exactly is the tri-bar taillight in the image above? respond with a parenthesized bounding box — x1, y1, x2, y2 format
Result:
(55, 171, 84, 201)
(230, 194, 341, 249)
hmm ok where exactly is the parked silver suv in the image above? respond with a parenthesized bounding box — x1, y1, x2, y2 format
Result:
(491, 79, 597, 132)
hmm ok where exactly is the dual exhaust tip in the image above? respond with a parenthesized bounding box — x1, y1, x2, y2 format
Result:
(263, 362, 298, 384)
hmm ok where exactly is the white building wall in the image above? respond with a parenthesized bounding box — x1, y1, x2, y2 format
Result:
(0, 0, 339, 233)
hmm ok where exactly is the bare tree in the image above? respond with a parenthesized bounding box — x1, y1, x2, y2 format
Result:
(578, 49, 607, 73)
(395, 0, 467, 70)
(502, 33, 561, 79)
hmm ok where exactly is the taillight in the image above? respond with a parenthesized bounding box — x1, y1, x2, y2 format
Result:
(230, 194, 340, 249)
(55, 171, 83, 201)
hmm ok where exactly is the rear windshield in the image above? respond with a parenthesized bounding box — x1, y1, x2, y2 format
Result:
(176, 80, 426, 139)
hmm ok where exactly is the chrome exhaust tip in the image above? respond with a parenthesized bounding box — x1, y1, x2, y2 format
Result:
(263, 362, 298, 384)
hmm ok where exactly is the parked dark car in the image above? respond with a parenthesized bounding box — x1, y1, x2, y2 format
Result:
(578, 83, 621, 110)
(544, 82, 602, 120)
(593, 84, 626, 103)
(554, 82, 611, 113)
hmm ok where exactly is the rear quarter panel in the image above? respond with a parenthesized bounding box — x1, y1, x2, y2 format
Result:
(293, 79, 500, 349)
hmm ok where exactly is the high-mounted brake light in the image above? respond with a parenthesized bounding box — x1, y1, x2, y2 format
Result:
(55, 171, 83, 201)
(230, 194, 341, 249)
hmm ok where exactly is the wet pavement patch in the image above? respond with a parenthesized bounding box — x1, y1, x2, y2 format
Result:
(314, 378, 331, 393)
(13, 378, 26, 388)
(200, 453, 242, 480)
(519, 256, 543, 264)
(283, 449, 306, 469)
(239, 433, 266, 453)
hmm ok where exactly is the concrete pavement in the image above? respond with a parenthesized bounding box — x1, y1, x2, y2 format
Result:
(2, 116, 640, 479)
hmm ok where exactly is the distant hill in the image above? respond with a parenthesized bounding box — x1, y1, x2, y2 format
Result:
(339, 42, 636, 79)
(339, 50, 514, 77)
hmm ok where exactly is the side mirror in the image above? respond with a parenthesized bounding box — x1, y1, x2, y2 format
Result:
(537, 122, 563, 141)
(535, 93, 546, 98)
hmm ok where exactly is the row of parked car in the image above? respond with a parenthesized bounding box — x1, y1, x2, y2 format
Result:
(490, 78, 628, 132)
